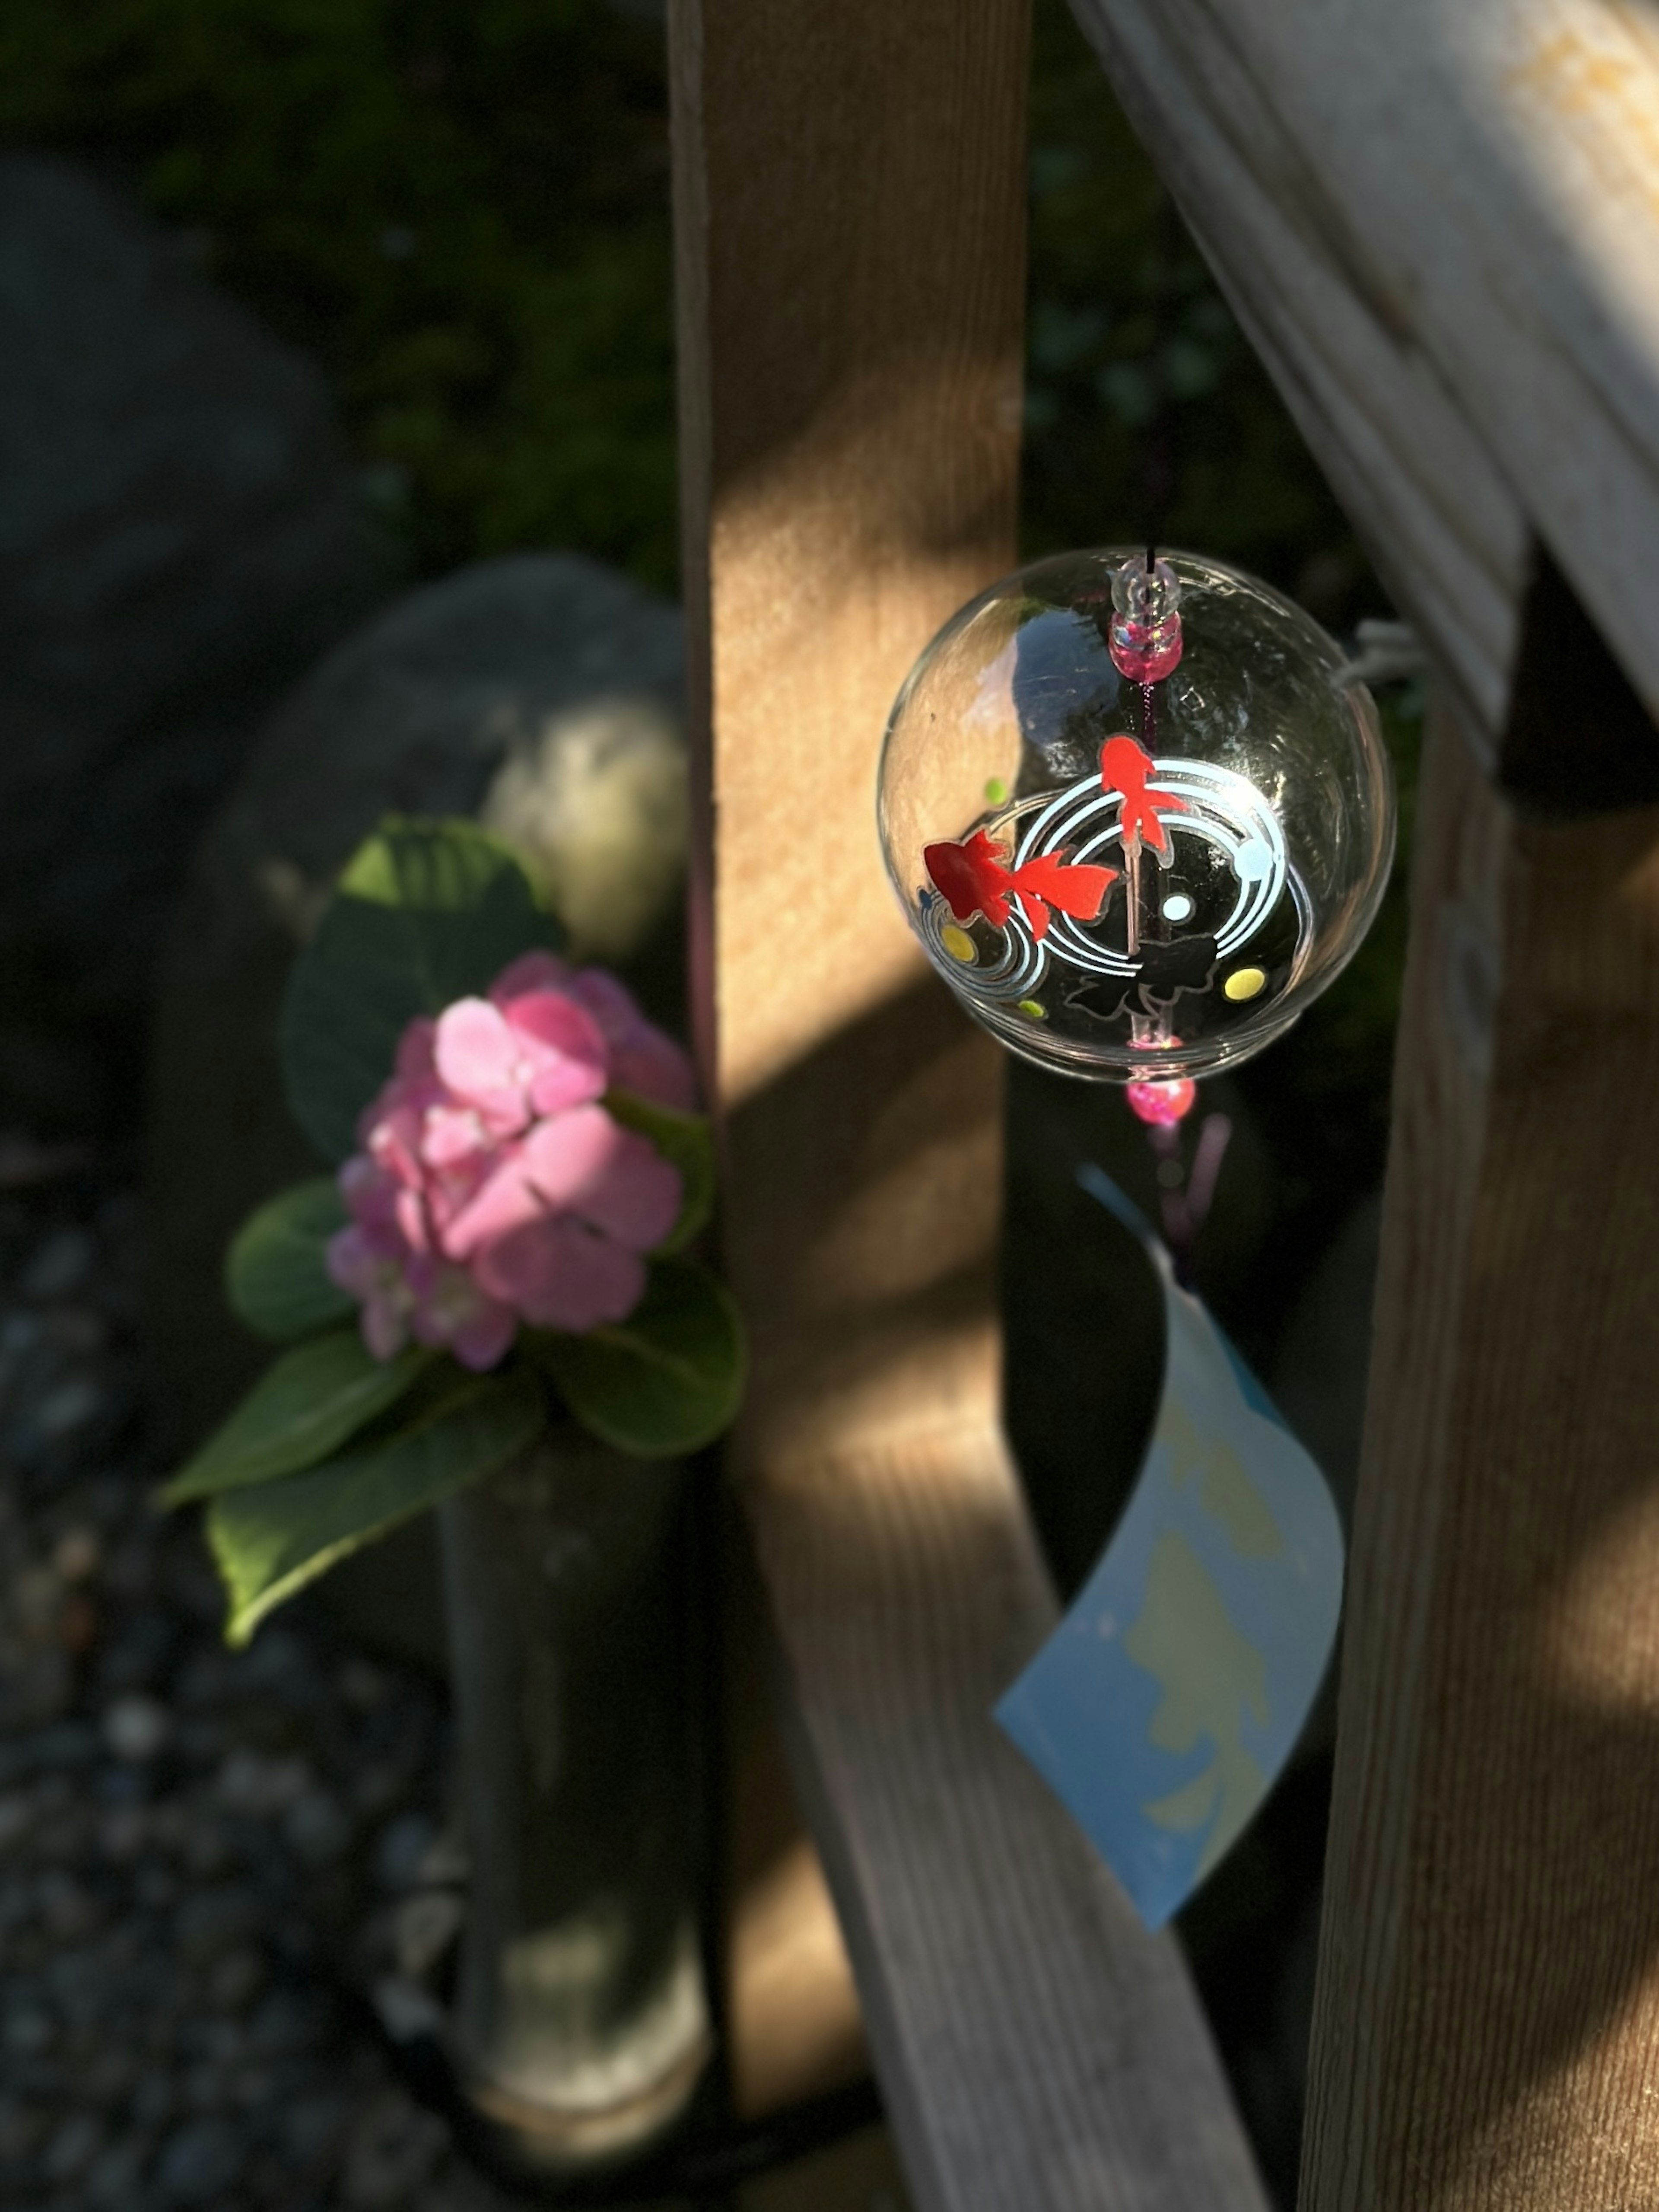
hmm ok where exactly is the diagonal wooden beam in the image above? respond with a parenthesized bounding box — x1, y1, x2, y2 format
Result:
(670, 3, 1268, 2205)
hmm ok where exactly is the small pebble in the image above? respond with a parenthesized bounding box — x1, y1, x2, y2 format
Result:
(413, 1829, 469, 1887)
(353, 1759, 416, 1821)
(394, 1890, 464, 1981)
(338, 1657, 394, 1710)
(41, 2105, 103, 2181)
(175, 1885, 260, 1965)
(203, 1943, 267, 2016)
(340, 2085, 449, 2209)
(45, 1303, 107, 1355)
(284, 1787, 351, 1865)
(5, 2005, 55, 2056)
(155, 2112, 246, 2203)
(0, 1181, 476, 2212)
(282, 2089, 352, 2165)
(130, 2068, 177, 2131)
(99, 1802, 149, 1860)
(38, 1869, 101, 1942)
(53, 1525, 102, 1581)
(83, 2043, 139, 2105)
(13, 1560, 64, 1636)
(245, 1986, 325, 2059)
(134, 1857, 180, 1911)
(0, 1306, 41, 1358)
(228, 2058, 278, 2111)
(372, 1976, 446, 2044)
(375, 1811, 436, 1893)
(0, 2094, 50, 2159)
(33, 1374, 105, 1440)
(0, 1790, 36, 1852)
(86, 2130, 150, 2205)
(21, 1227, 96, 1301)
(181, 1816, 235, 1880)
(216, 1747, 312, 1817)
(102, 1691, 171, 1762)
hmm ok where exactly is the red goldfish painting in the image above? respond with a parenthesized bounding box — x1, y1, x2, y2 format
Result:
(924, 829, 1116, 943)
(1100, 734, 1188, 860)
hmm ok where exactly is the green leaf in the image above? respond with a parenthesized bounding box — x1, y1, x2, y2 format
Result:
(529, 1259, 745, 1458)
(604, 1089, 714, 1255)
(226, 1179, 353, 1340)
(207, 1363, 544, 1646)
(281, 817, 562, 1162)
(160, 1332, 429, 1505)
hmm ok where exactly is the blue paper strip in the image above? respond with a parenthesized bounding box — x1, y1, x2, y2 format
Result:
(995, 1163, 1344, 1930)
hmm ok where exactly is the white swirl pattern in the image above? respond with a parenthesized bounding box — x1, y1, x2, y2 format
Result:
(920, 756, 1290, 1005)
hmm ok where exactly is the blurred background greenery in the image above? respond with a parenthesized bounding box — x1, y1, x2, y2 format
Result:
(0, 0, 1415, 1222)
(0, 0, 1382, 611)
(0, 3, 1416, 2196)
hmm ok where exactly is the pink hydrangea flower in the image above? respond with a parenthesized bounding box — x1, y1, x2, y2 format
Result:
(327, 955, 696, 1369)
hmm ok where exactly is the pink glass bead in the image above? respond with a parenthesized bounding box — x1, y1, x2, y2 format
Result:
(1110, 626, 1183, 682)
(1125, 1075, 1198, 1126)
(1109, 555, 1183, 683)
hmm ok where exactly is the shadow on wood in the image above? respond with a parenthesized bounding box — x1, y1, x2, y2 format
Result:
(1306, 621, 1659, 2206)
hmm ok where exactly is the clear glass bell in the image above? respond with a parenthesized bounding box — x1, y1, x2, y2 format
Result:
(877, 547, 1395, 1083)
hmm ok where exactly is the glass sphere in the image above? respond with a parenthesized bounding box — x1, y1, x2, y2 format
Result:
(877, 547, 1395, 1083)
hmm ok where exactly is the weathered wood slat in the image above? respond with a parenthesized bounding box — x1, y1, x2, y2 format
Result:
(1068, 0, 1659, 748)
(1068, 6, 1659, 2193)
(1066, 0, 1526, 746)
(1301, 662, 1659, 2207)
(669, 1, 1268, 2205)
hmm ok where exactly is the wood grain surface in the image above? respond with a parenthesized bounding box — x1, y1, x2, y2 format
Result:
(1067, 0, 1659, 757)
(1302, 656, 1659, 2206)
(670, 1, 1267, 2205)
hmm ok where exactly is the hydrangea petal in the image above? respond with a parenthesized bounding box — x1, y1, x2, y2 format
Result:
(473, 1215, 646, 1334)
(334, 954, 696, 1363)
(439, 1151, 541, 1262)
(448, 1302, 518, 1372)
(396, 1018, 438, 1080)
(488, 950, 571, 1006)
(434, 999, 530, 1128)
(568, 970, 697, 1109)
(501, 990, 609, 1114)
(521, 1108, 682, 1251)
(610, 1035, 698, 1113)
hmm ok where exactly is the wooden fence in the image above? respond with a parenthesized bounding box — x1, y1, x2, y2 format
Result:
(671, 1, 1659, 2204)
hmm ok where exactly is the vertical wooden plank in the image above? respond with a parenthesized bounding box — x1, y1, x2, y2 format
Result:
(1303, 587, 1659, 2208)
(670, 0, 1025, 1477)
(722, 1506, 868, 2119)
(671, 6, 1269, 2209)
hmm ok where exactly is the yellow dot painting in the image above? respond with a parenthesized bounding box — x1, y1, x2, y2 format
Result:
(941, 924, 977, 964)
(1017, 998, 1046, 1020)
(984, 777, 1009, 806)
(1223, 966, 1267, 1002)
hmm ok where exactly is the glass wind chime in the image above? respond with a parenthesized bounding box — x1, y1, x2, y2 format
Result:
(878, 547, 1395, 1139)
(880, 549, 1384, 1924)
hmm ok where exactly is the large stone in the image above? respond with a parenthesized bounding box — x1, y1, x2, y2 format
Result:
(0, 157, 397, 949)
(140, 554, 686, 1665)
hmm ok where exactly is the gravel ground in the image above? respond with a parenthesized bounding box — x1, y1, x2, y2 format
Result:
(0, 1151, 524, 2212)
